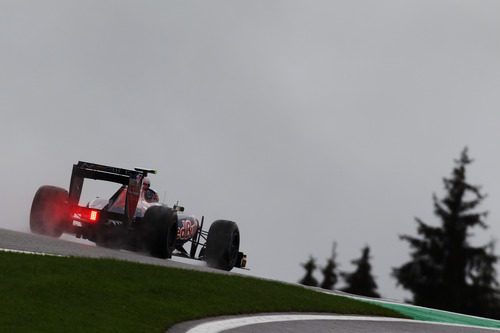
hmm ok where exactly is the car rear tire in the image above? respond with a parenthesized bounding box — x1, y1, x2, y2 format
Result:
(206, 220, 240, 271)
(142, 205, 177, 259)
(30, 185, 69, 238)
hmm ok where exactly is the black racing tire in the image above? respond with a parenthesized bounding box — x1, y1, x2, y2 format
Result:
(142, 205, 177, 259)
(205, 220, 240, 271)
(30, 185, 69, 238)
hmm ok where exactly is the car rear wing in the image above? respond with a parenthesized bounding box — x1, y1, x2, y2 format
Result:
(68, 161, 157, 225)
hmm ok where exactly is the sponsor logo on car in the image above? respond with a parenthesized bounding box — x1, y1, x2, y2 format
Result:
(177, 218, 198, 240)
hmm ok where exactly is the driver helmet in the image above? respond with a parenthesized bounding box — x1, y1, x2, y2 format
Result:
(142, 177, 151, 189)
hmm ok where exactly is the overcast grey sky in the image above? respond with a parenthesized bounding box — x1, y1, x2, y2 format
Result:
(1, 1, 500, 300)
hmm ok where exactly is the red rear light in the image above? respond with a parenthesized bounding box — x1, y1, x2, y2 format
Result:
(89, 210, 98, 222)
(72, 206, 100, 224)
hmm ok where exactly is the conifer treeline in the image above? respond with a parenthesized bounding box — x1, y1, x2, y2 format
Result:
(299, 244, 380, 298)
(299, 148, 500, 319)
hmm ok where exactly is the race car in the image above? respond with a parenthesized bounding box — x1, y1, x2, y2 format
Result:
(29, 161, 246, 271)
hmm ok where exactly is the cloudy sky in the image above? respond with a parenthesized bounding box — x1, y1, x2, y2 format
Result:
(1, 1, 500, 300)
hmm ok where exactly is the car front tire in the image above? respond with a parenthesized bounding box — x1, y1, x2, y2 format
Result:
(206, 220, 240, 271)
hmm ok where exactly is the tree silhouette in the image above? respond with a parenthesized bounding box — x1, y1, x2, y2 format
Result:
(320, 242, 338, 290)
(341, 246, 380, 298)
(299, 256, 318, 287)
(393, 148, 499, 317)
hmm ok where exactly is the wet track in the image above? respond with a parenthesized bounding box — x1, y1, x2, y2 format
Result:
(0, 227, 228, 273)
(1, 228, 499, 333)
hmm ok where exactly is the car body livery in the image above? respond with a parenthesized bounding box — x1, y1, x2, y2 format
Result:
(30, 161, 246, 271)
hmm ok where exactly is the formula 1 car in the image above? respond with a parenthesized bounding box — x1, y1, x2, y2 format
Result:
(29, 161, 247, 271)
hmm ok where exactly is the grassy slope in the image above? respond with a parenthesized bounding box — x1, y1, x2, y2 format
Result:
(0, 252, 405, 333)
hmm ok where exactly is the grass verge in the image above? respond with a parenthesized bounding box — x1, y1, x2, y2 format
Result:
(368, 300, 500, 329)
(0, 252, 406, 332)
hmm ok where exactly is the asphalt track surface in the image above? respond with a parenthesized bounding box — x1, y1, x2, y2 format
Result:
(2, 228, 499, 333)
(0, 227, 230, 274)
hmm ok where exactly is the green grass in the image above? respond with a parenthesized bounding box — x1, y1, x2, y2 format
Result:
(0, 252, 406, 333)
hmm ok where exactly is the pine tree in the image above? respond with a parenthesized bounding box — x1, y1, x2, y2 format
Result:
(299, 256, 318, 287)
(320, 242, 339, 290)
(341, 246, 380, 298)
(393, 148, 499, 317)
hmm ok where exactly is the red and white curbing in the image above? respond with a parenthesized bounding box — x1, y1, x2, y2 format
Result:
(185, 314, 500, 333)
